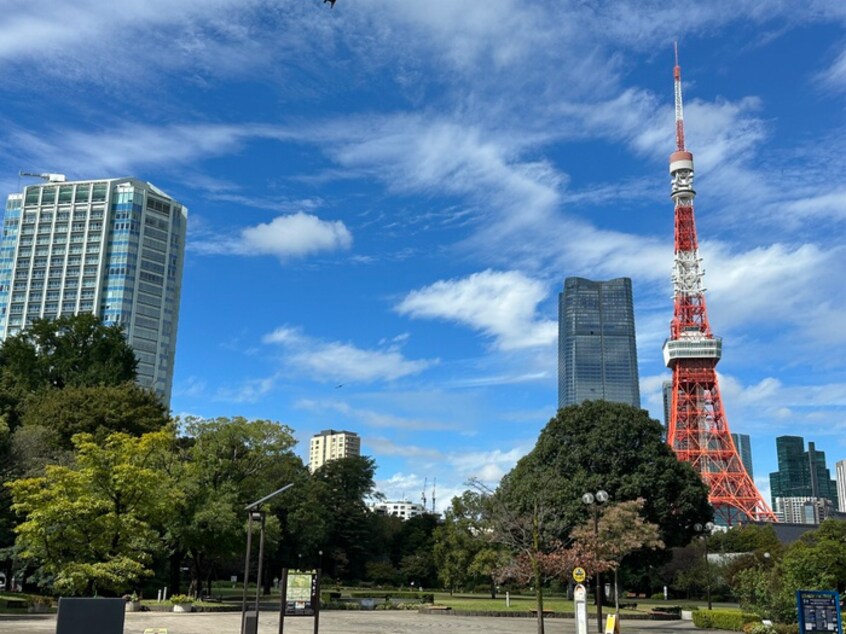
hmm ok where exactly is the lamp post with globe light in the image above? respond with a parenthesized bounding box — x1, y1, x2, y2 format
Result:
(694, 522, 715, 610)
(582, 490, 609, 633)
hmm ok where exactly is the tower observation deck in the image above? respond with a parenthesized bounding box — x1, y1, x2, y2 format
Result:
(663, 46, 777, 525)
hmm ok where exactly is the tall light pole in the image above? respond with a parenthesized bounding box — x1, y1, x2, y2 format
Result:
(582, 490, 609, 633)
(241, 483, 294, 634)
(694, 522, 715, 610)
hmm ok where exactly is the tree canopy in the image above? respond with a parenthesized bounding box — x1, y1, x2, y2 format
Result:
(0, 314, 137, 393)
(7, 430, 178, 595)
(498, 401, 713, 549)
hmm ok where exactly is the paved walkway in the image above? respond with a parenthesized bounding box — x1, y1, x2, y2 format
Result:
(0, 611, 723, 634)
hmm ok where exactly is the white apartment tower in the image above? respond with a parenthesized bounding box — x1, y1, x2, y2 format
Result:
(309, 429, 361, 474)
(837, 459, 846, 512)
(0, 176, 187, 404)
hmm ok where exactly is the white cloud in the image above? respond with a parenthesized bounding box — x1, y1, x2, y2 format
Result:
(239, 213, 351, 259)
(264, 327, 437, 383)
(396, 270, 556, 350)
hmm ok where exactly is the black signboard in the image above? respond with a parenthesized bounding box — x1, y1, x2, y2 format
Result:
(797, 590, 843, 634)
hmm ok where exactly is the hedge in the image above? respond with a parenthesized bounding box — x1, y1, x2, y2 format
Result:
(693, 609, 761, 631)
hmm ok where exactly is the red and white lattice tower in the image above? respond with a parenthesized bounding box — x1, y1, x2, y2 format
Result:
(663, 46, 777, 525)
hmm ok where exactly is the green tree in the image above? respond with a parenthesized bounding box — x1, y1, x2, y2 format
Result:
(6, 430, 178, 595)
(732, 520, 846, 623)
(499, 402, 712, 550)
(20, 383, 168, 449)
(169, 416, 302, 596)
(433, 490, 500, 595)
(0, 314, 137, 394)
(287, 456, 378, 582)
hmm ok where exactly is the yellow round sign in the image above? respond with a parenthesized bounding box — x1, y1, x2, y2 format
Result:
(573, 567, 586, 583)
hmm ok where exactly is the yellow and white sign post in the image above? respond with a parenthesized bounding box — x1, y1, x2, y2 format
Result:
(574, 583, 588, 634)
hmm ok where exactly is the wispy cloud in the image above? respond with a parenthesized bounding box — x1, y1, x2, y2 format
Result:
(396, 270, 556, 351)
(295, 399, 454, 432)
(263, 326, 437, 383)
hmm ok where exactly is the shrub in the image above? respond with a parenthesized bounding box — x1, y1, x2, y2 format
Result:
(693, 610, 761, 631)
(772, 624, 798, 634)
(651, 592, 666, 600)
(168, 594, 195, 605)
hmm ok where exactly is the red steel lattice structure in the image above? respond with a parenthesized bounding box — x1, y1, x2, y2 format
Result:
(663, 48, 777, 525)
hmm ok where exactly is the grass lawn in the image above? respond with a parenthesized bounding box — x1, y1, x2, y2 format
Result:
(433, 593, 740, 614)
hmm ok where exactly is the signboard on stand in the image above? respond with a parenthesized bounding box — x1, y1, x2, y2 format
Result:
(797, 590, 842, 634)
(279, 568, 321, 634)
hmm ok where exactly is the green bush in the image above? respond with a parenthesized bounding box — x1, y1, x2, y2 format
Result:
(651, 592, 666, 600)
(772, 624, 798, 634)
(693, 610, 761, 631)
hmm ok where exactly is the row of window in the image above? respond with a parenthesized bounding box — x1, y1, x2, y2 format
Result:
(24, 183, 109, 206)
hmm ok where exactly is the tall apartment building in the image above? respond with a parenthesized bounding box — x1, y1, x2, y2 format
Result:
(769, 436, 838, 512)
(558, 277, 640, 409)
(731, 433, 754, 480)
(0, 176, 187, 404)
(837, 459, 846, 512)
(308, 429, 361, 474)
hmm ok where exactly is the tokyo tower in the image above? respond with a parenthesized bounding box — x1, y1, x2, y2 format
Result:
(662, 46, 777, 525)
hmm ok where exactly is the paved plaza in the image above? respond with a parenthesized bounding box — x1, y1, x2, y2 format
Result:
(0, 611, 728, 634)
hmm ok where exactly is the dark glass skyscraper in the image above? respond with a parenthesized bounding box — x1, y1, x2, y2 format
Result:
(731, 433, 754, 480)
(769, 436, 838, 508)
(558, 277, 640, 409)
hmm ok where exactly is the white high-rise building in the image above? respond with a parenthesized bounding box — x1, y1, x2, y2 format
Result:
(837, 459, 846, 512)
(0, 176, 187, 404)
(308, 429, 361, 474)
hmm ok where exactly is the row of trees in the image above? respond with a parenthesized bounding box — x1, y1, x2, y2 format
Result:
(3, 314, 843, 626)
(0, 315, 439, 596)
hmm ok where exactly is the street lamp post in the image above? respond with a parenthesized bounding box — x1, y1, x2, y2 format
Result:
(582, 490, 609, 633)
(241, 483, 294, 634)
(694, 522, 715, 610)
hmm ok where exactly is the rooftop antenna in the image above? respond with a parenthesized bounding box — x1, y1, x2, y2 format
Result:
(18, 171, 66, 183)
(673, 40, 686, 153)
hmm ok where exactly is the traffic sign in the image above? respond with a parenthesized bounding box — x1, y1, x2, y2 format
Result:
(573, 567, 586, 583)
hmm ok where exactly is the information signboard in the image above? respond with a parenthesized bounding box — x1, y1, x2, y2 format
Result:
(285, 571, 317, 616)
(797, 590, 843, 634)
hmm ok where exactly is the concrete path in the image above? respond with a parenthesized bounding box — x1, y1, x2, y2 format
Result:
(0, 611, 725, 634)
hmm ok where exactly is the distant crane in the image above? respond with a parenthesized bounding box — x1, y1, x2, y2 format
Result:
(431, 478, 436, 514)
(421, 477, 427, 510)
(18, 171, 66, 183)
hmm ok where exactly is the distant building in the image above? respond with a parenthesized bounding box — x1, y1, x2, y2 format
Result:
(661, 380, 673, 429)
(558, 277, 640, 409)
(308, 429, 361, 474)
(769, 436, 838, 522)
(837, 459, 846, 512)
(774, 496, 836, 525)
(370, 500, 425, 520)
(0, 176, 187, 404)
(731, 433, 754, 480)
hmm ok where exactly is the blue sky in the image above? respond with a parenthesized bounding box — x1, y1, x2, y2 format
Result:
(2, 1, 846, 512)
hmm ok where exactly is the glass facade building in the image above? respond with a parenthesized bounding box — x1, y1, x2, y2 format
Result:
(731, 433, 754, 480)
(558, 277, 640, 409)
(0, 177, 187, 404)
(769, 436, 838, 511)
